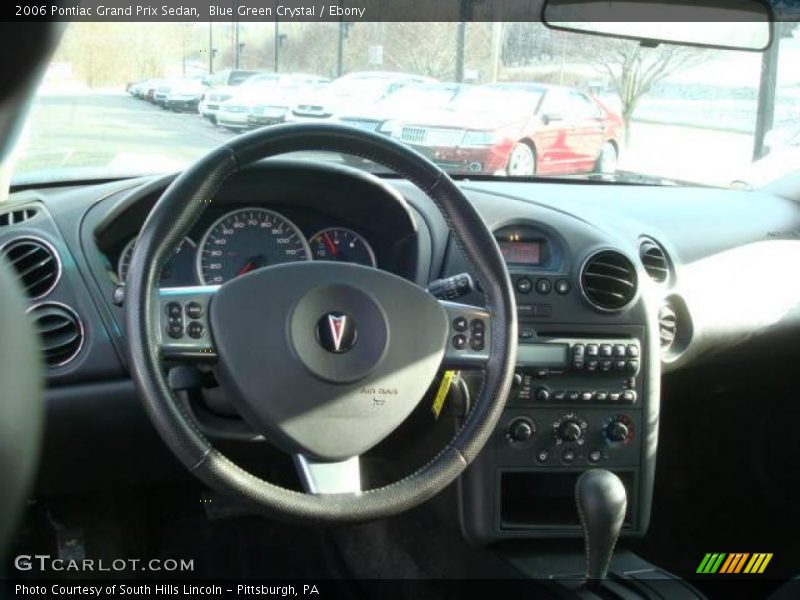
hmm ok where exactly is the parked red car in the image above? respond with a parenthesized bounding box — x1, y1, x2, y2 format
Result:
(390, 83, 623, 177)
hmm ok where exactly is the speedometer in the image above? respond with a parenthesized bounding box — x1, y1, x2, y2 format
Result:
(197, 208, 310, 285)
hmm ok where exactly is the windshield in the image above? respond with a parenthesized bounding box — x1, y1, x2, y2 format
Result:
(13, 21, 800, 188)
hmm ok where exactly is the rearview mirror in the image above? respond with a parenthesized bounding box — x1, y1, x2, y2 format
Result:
(542, 0, 772, 51)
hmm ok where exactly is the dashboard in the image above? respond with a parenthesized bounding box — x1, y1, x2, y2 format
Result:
(3, 159, 800, 543)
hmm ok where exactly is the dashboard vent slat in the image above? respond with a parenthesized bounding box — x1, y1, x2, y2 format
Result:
(0, 207, 38, 228)
(640, 241, 670, 283)
(1, 238, 61, 299)
(581, 250, 637, 311)
(27, 304, 84, 368)
(659, 303, 678, 350)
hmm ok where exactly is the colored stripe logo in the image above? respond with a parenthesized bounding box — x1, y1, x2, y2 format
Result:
(696, 553, 772, 574)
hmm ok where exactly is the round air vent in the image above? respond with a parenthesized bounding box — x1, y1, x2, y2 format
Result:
(27, 303, 84, 368)
(1, 237, 61, 299)
(640, 240, 669, 283)
(580, 250, 637, 311)
(659, 302, 678, 351)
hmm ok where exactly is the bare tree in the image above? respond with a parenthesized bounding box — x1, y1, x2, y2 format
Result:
(580, 38, 707, 145)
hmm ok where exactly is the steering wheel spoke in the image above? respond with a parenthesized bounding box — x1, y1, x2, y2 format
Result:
(440, 300, 491, 369)
(294, 455, 362, 494)
(157, 286, 219, 361)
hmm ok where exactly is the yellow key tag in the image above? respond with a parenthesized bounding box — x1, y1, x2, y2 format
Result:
(432, 370, 457, 419)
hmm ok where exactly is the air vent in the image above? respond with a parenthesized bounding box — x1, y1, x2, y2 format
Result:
(659, 302, 678, 351)
(640, 241, 669, 283)
(1, 237, 61, 299)
(27, 303, 84, 368)
(0, 207, 38, 228)
(581, 250, 637, 311)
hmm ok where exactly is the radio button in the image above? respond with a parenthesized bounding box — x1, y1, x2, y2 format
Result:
(608, 392, 621, 402)
(600, 360, 612, 372)
(553, 391, 566, 402)
(595, 392, 608, 402)
(534, 368, 549, 379)
(627, 344, 640, 357)
(600, 344, 613, 357)
(586, 359, 599, 372)
(613, 360, 626, 371)
(567, 391, 580, 402)
(572, 359, 585, 371)
(613, 344, 626, 357)
(572, 344, 585, 357)
(586, 344, 599, 357)
(622, 390, 637, 403)
(626, 360, 639, 374)
(535, 387, 550, 402)
(580, 391, 593, 402)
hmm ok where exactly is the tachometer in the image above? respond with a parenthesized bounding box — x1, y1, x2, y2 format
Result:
(197, 208, 310, 285)
(117, 237, 196, 286)
(309, 227, 376, 267)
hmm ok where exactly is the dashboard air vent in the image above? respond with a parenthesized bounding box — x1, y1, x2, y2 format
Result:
(581, 250, 637, 311)
(28, 303, 84, 368)
(640, 241, 669, 283)
(0, 207, 38, 228)
(659, 302, 678, 350)
(1, 237, 60, 298)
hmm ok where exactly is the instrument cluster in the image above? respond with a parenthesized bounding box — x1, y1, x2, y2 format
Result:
(116, 207, 377, 287)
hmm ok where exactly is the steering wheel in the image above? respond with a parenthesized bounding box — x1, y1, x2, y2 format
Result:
(125, 123, 517, 522)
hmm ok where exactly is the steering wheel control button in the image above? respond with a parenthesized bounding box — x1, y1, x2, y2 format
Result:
(515, 277, 533, 294)
(469, 335, 485, 351)
(470, 318, 485, 333)
(535, 278, 552, 295)
(167, 324, 184, 339)
(452, 334, 467, 350)
(167, 302, 182, 318)
(452, 316, 468, 332)
(554, 279, 571, 294)
(187, 321, 205, 339)
(186, 302, 204, 319)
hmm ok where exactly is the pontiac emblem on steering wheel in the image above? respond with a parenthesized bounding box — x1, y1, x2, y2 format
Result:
(316, 312, 357, 353)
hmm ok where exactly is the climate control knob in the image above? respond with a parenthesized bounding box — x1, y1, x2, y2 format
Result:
(507, 418, 536, 443)
(558, 419, 583, 443)
(604, 415, 634, 445)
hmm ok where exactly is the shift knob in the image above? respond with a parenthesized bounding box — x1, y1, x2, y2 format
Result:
(575, 469, 627, 589)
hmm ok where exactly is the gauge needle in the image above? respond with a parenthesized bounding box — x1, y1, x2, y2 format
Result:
(323, 233, 338, 257)
(238, 256, 266, 276)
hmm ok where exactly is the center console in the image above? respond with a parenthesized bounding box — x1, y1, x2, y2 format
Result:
(447, 220, 658, 544)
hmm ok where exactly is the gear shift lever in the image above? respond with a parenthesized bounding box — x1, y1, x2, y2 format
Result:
(575, 469, 627, 590)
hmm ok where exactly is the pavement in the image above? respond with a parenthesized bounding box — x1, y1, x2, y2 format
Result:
(14, 91, 761, 188)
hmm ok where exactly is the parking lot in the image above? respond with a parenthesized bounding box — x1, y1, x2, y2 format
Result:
(17, 91, 756, 188)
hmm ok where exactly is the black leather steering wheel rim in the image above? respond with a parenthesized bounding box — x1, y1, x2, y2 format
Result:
(125, 123, 517, 522)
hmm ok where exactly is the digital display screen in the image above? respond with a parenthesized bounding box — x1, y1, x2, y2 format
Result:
(516, 343, 568, 367)
(499, 241, 542, 265)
